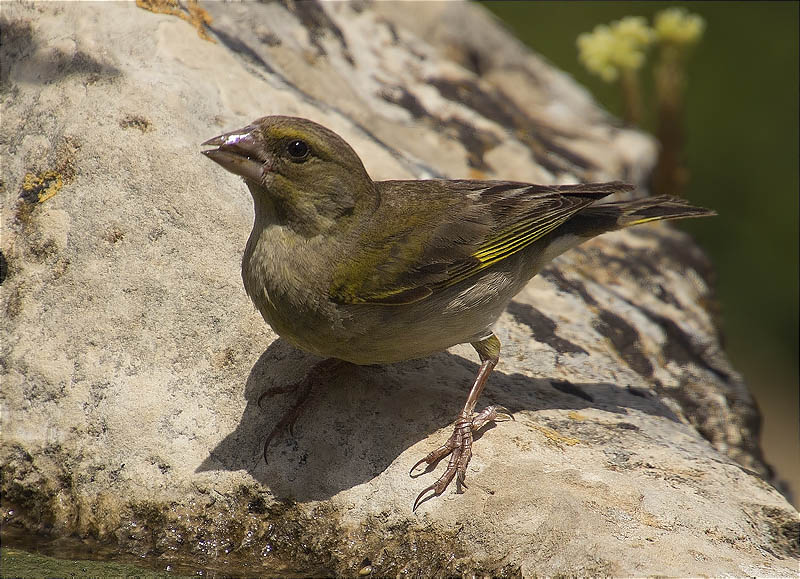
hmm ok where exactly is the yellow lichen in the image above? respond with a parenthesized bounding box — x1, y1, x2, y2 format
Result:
(136, 0, 215, 43)
(21, 171, 63, 204)
(532, 424, 580, 446)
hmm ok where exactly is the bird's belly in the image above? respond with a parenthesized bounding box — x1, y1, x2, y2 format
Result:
(322, 271, 522, 364)
(248, 248, 531, 365)
(254, 283, 504, 364)
(335, 310, 498, 364)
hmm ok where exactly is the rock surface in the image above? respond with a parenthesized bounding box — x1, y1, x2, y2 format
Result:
(1, 1, 797, 577)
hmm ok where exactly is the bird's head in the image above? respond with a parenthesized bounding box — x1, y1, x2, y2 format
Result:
(202, 115, 376, 237)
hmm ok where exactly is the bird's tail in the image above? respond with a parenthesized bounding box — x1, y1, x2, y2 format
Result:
(569, 195, 716, 236)
(608, 196, 716, 228)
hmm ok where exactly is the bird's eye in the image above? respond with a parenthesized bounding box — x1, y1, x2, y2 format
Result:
(286, 139, 310, 161)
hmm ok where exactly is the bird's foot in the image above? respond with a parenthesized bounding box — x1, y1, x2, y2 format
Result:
(260, 380, 313, 463)
(259, 358, 342, 463)
(410, 405, 513, 510)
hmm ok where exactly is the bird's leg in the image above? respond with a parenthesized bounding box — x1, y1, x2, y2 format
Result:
(411, 334, 512, 510)
(260, 357, 343, 463)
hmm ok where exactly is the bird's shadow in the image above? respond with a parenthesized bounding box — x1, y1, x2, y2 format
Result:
(196, 338, 680, 501)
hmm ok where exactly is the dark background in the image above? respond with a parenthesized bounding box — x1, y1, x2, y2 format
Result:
(485, 1, 799, 506)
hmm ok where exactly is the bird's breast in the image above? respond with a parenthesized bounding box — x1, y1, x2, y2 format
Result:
(241, 224, 345, 353)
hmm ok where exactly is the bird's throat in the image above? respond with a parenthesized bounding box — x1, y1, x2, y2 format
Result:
(246, 179, 364, 239)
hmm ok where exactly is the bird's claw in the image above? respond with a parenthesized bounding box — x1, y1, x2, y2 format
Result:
(409, 456, 432, 476)
(412, 483, 440, 512)
(259, 358, 343, 464)
(259, 379, 316, 463)
(494, 405, 515, 422)
(411, 405, 510, 510)
(262, 402, 305, 463)
(257, 383, 296, 408)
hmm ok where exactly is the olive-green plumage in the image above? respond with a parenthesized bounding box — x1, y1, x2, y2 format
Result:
(202, 115, 715, 508)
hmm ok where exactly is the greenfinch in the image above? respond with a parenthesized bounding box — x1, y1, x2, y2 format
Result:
(202, 116, 714, 510)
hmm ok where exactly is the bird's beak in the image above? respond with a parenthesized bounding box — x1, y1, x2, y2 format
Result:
(201, 125, 270, 183)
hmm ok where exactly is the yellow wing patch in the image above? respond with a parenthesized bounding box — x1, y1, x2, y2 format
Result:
(429, 202, 584, 291)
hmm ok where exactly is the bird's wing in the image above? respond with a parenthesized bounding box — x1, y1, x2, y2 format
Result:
(329, 180, 632, 305)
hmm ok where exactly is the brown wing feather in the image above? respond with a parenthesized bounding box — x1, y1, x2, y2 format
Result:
(329, 180, 633, 304)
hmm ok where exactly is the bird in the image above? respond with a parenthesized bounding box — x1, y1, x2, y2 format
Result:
(201, 115, 715, 510)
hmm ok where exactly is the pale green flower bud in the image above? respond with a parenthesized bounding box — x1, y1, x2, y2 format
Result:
(655, 7, 706, 46)
(577, 17, 655, 83)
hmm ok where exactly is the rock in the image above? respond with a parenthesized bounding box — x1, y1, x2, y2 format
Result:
(1, 1, 797, 576)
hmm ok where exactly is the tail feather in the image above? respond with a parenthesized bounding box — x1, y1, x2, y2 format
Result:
(578, 195, 715, 231)
(556, 195, 715, 239)
(605, 195, 716, 228)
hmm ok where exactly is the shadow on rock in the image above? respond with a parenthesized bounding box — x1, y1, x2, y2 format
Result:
(197, 338, 681, 502)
